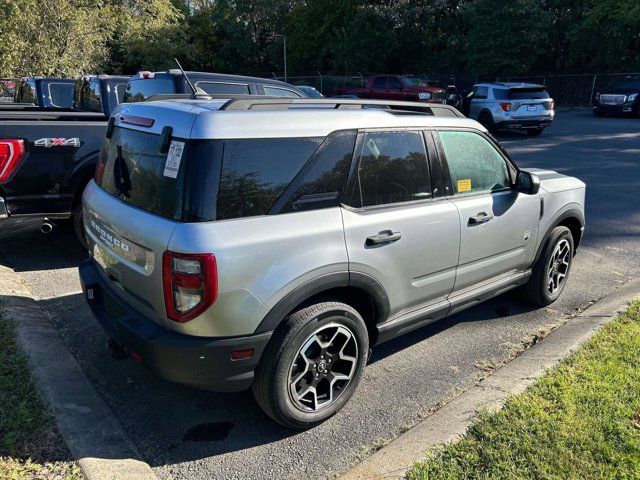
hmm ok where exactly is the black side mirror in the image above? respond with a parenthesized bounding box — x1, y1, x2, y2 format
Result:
(516, 171, 540, 195)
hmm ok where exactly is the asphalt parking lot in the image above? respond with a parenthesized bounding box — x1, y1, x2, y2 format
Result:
(1, 110, 639, 480)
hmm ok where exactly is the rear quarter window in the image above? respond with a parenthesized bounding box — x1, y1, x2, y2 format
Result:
(197, 82, 250, 95)
(217, 138, 322, 220)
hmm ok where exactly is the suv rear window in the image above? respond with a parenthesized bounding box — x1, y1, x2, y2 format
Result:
(97, 127, 186, 220)
(506, 88, 549, 100)
(125, 79, 175, 102)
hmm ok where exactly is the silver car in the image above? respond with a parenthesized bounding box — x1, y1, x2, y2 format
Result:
(464, 82, 555, 136)
(79, 98, 584, 429)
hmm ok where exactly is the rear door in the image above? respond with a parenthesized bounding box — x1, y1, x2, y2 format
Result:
(468, 86, 488, 119)
(435, 129, 539, 296)
(341, 129, 460, 321)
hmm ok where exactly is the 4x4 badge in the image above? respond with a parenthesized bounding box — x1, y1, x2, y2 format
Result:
(34, 138, 81, 148)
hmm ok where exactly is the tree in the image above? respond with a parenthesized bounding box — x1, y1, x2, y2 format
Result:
(461, 0, 547, 77)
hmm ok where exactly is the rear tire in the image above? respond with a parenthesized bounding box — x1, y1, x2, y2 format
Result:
(526, 128, 544, 136)
(252, 301, 369, 430)
(478, 112, 496, 133)
(520, 226, 574, 306)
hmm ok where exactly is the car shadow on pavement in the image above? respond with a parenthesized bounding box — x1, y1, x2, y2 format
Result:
(0, 219, 87, 272)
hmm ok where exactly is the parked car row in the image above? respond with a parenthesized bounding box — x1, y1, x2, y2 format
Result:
(0, 71, 308, 235)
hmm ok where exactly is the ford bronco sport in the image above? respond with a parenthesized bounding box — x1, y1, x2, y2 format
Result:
(79, 98, 585, 429)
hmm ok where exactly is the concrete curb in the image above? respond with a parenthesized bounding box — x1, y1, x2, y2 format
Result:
(340, 277, 640, 480)
(0, 263, 159, 480)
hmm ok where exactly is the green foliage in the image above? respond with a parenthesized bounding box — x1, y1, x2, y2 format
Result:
(0, 309, 81, 479)
(408, 301, 640, 479)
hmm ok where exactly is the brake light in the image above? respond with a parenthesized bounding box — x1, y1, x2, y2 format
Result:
(500, 102, 512, 112)
(120, 115, 154, 127)
(139, 71, 155, 79)
(0, 139, 25, 183)
(163, 251, 218, 322)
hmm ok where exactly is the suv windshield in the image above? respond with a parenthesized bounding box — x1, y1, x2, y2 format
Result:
(125, 79, 175, 102)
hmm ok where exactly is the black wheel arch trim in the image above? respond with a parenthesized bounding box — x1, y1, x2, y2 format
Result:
(533, 206, 585, 265)
(254, 271, 390, 334)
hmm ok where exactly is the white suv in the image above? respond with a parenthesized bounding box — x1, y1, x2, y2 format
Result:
(463, 82, 555, 136)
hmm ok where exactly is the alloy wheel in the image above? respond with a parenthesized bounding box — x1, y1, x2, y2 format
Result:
(547, 238, 571, 295)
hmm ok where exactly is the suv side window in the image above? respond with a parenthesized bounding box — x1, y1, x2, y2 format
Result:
(438, 131, 511, 195)
(474, 86, 488, 99)
(263, 86, 303, 98)
(350, 131, 431, 207)
(197, 81, 250, 95)
(217, 137, 323, 220)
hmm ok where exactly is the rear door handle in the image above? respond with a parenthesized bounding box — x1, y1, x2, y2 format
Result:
(468, 212, 494, 225)
(366, 230, 402, 246)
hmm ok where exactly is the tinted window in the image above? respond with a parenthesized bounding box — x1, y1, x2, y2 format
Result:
(217, 138, 322, 220)
(388, 77, 402, 89)
(125, 79, 175, 102)
(492, 88, 509, 100)
(438, 131, 510, 195)
(275, 131, 356, 213)
(263, 86, 303, 98)
(474, 87, 488, 99)
(373, 77, 387, 89)
(508, 88, 549, 99)
(98, 127, 186, 220)
(115, 84, 126, 104)
(352, 131, 431, 207)
(48, 83, 74, 108)
(197, 82, 250, 95)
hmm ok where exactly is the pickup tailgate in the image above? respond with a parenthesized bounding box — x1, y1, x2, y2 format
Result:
(0, 116, 106, 216)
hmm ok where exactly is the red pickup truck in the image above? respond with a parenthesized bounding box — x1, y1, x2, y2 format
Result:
(338, 75, 448, 103)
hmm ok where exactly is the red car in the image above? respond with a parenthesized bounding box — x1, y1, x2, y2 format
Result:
(338, 75, 447, 103)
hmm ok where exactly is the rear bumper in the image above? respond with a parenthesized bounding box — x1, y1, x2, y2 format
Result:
(0, 193, 73, 219)
(495, 117, 553, 130)
(79, 259, 272, 392)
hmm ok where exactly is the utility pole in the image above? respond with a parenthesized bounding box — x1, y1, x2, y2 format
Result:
(273, 34, 287, 82)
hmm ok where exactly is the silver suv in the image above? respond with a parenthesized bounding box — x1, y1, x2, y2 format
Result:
(464, 82, 555, 136)
(79, 98, 584, 429)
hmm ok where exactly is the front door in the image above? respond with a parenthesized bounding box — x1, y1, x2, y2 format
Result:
(435, 129, 540, 294)
(341, 130, 460, 321)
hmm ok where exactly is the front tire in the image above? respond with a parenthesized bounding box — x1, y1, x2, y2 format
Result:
(521, 226, 574, 306)
(478, 111, 496, 133)
(252, 302, 369, 430)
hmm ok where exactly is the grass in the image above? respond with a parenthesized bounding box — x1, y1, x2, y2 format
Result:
(0, 309, 82, 480)
(409, 300, 640, 480)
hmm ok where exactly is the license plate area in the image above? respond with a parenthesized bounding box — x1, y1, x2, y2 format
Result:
(527, 105, 539, 112)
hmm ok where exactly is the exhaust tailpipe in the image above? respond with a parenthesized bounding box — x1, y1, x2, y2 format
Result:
(41, 220, 54, 234)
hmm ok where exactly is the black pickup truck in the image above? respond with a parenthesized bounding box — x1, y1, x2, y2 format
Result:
(0, 75, 129, 239)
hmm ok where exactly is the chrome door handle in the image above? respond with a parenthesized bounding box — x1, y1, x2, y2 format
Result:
(366, 230, 402, 246)
(468, 212, 494, 225)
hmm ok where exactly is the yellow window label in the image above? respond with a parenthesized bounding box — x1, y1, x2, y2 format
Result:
(457, 178, 472, 192)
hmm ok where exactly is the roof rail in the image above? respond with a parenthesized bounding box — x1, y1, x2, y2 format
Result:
(220, 98, 464, 117)
(142, 93, 290, 103)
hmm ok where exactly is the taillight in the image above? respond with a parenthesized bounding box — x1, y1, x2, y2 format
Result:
(550, 99, 555, 110)
(500, 102, 511, 112)
(0, 139, 25, 183)
(163, 251, 218, 322)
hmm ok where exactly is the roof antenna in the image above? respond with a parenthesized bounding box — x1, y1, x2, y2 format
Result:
(174, 58, 198, 98)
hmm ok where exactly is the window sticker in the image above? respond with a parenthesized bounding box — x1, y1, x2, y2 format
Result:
(163, 140, 185, 178)
(457, 178, 472, 192)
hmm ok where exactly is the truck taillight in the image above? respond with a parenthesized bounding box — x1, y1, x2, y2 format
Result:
(163, 251, 217, 322)
(500, 102, 512, 112)
(0, 139, 25, 183)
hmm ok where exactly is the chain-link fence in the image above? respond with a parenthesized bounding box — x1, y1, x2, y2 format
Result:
(264, 71, 639, 108)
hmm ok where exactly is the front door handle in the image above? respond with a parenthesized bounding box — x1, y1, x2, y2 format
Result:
(468, 212, 494, 225)
(366, 230, 402, 246)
